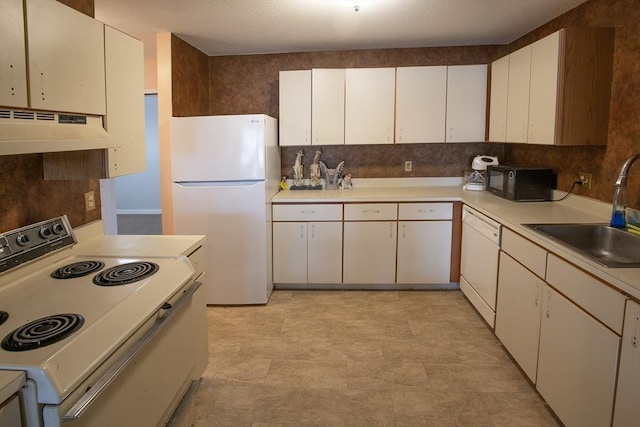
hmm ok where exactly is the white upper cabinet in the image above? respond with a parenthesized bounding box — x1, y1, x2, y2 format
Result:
(445, 64, 487, 143)
(527, 31, 560, 145)
(279, 70, 311, 146)
(395, 66, 447, 143)
(104, 26, 145, 177)
(505, 45, 531, 143)
(345, 67, 396, 144)
(0, 0, 28, 108)
(489, 28, 614, 146)
(312, 69, 345, 145)
(487, 56, 508, 143)
(26, 0, 106, 115)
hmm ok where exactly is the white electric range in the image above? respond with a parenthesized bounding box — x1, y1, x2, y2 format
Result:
(0, 216, 208, 427)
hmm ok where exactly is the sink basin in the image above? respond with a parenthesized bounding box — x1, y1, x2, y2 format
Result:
(524, 223, 640, 268)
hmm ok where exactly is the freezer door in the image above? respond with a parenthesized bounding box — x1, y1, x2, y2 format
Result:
(171, 115, 266, 182)
(172, 181, 270, 304)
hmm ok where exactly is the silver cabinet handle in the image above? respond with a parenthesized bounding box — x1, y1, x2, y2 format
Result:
(63, 281, 202, 421)
(300, 210, 315, 215)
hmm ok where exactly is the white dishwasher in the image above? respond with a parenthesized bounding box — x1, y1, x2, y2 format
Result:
(459, 206, 502, 327)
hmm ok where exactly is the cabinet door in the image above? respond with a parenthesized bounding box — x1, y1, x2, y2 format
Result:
(494, 252, 542, 382)
(613, 299, 640, 427)
(537, 285, 619, 427)
(0, 0, 28, 108)
(343, 222, 397, 283)
(104, 26, 145, 176)
(397, 221, 451, 283)
(279, 70, 311, 146)
(26, 0, 106, 114)
(528, 31, 560, 145)
(307, 222, 343, 284)
(273, 222, 308, 283)
(395, 66, 447, 143)
(345, 68, 396, 144)
(488, 56, 508, 143)
(505, 45, 531, 143)
(445, 65, 487, 142)
(312, 69, 344, 145)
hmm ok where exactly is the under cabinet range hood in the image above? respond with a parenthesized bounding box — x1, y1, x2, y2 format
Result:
(0, 108, 119, 155)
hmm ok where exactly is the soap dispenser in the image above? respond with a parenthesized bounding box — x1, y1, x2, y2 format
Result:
(610, 187, 626, 228)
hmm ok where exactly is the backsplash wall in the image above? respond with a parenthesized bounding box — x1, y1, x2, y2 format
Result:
(0, 0, 100, 233)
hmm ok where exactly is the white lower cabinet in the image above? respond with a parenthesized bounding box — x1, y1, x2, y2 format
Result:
(272, 204, 343, 285)
(396, 202, 452, 284)
(613, 299, 640, 427)
(343, 221, 397, 284)
(494, 252, 542, 383)
(273, 222, 342, 284)
(397, 221, 451, 283)
(536, 284, 620, 427)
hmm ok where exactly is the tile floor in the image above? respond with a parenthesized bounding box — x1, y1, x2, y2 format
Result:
(194, 290, 561, 426)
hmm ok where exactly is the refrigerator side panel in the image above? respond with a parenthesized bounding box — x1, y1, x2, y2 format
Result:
(172, 181, 269, 304)
(170, 115, 266, 182)
(264, 116, 280, 299)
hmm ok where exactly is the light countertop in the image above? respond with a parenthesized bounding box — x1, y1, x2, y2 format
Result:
(0, 370, 24, 404)
(273, 180, 640, 300)
(72, 234, 205, 258)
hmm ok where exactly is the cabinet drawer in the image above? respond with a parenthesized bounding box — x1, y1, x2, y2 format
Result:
(344, 203, 398, 221)
(273, 204, 342, 221)
(546, 254, 626, 334)
(398, 202, 452, 220)
(501, 228, 547, 278)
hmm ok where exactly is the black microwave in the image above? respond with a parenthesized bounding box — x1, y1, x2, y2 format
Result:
(486, 165, 555, 201)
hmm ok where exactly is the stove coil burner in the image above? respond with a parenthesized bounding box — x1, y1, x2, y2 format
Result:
(93, 262, 159, 286)
(51, 261, 105, 279)
(0, 311, 8, 326)
(1, 314, 84, 351)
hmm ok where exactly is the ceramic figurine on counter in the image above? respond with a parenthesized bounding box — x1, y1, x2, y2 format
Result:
(308, 150, 323, 190)
(320, 160, 344, 190)
(340, 174, 352, 189)
(291, 150, 305, 190)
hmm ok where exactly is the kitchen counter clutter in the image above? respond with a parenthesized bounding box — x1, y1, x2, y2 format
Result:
(272, 178, 640, 299)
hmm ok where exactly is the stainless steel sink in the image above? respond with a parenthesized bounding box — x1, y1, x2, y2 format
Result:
(524, 223, 640, 268)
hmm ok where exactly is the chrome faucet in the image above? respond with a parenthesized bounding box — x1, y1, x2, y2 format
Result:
(611, 153, 640, 228)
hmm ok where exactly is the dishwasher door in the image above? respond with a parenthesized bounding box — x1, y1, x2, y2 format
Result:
(460, 207, 501, 327)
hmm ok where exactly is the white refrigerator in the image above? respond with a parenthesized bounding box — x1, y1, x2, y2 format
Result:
(170, 114, 280, 304)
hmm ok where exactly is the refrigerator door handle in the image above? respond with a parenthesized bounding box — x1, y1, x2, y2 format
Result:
(174, 180, 264, 188)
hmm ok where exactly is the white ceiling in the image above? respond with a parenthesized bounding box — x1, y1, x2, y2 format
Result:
(95, 0, 588, 61)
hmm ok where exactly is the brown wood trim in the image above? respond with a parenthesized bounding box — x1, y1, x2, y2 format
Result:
(449, 201, 463, 282)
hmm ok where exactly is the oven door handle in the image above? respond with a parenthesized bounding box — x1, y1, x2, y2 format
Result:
(62, 281, 202, 421)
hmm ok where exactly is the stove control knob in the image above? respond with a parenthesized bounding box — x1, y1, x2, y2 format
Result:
(16, 234, 30, 246)
(52, 223, 65, 235)
(40, 227, 52, 238)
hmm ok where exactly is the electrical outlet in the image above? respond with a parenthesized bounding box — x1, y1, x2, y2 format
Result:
(84, 191, 96, 211)
(404, 161, 413, 172)
(579, 172, 593, 190)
